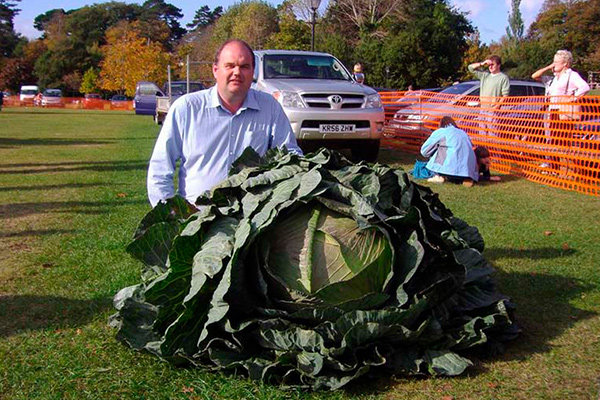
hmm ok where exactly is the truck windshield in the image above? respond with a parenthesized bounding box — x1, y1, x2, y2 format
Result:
(263, 55, 351, 81)
(21, 89, 37, 95)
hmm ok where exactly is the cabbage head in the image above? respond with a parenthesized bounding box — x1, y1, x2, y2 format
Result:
(111, 147, 518, 390)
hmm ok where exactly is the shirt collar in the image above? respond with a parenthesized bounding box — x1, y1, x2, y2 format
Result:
(208, 85, 261, 113)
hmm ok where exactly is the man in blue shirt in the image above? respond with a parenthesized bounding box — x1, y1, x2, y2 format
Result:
(147, 39, 302, 207)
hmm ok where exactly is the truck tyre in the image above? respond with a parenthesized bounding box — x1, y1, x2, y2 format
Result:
(351, 140, 380, 163)
(154, 113, 163, 125)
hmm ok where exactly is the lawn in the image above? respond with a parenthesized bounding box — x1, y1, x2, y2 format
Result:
(0, 108, 598, 400)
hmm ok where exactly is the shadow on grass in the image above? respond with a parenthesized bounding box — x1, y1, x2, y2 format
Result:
(0, 295, 112, 338)
(0, 182, 110, 192)
(0, 229, 78, 238)
(490, 270, 596, 361)
(0, 199, 148, 219)
(485, 246, 576, 260)
(0, 138, 113, 148)
(0, 161, 148, 175)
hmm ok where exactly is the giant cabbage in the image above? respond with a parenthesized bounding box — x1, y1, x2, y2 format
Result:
(111, 147, 518, 390)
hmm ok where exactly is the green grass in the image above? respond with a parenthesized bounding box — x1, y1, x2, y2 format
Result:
(1, 108, 599, 399)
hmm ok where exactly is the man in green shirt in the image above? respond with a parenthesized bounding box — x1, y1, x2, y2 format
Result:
(468, 55, 510, 138)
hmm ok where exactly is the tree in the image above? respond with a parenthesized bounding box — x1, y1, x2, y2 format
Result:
(506, 0, 524, 43)
(457, 31, 489, 81)
(141, 0, 186, 47)
(265, 1, 311, 50)
(99, 23, 169, 97)
(331, 0, 406, 34)
(79, 67, 100, 94)
(212, 1, 278, 49)
(0, 0, 21, 57)
(0, 39, 46, 91)
(187, 5, 223, 32)
(33, 8, 65, 32)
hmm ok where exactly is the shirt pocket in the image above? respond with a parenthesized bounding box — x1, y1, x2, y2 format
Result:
(240, 129, 269, 155)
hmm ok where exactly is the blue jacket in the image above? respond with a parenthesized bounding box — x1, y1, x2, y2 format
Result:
(420, 125, 478, 181)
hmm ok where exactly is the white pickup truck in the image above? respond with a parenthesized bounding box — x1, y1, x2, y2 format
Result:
(155, 51, 385, 161)
(252, 50, 385, 162)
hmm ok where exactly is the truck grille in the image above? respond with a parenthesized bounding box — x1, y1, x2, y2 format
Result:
(301, 93, 365, 109)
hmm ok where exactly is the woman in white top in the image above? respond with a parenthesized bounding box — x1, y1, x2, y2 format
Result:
(532, 50, 590, 172)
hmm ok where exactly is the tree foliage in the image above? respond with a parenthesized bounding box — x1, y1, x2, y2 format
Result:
(79, 67, 100, 94)
(187, 5, 223, 32)
(99, 22, 169, 97)
(0, 0, 21, 58)
(212, 1, 279, 49)
(506, 0, 524, 43)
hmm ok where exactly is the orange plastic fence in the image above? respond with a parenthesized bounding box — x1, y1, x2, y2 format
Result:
(380, 90, 600, 196)
(1, 96, 134, 111)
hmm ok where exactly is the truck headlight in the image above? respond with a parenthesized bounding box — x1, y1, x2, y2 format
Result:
(365, 93, 382, 108)
(273, 91, 305, 108)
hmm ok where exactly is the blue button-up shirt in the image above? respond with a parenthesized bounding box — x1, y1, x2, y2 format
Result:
(147, 86, 302, 207)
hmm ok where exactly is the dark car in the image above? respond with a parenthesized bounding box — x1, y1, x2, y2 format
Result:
(134, 81, 163, 115)
(163, 81, 205, 98)
(110, 94, 130, 109)
(83, 93, 104, 110)
(388, 80, 546, 136)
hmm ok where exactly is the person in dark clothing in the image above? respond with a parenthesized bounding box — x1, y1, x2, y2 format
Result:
(474, 146, 501, 182)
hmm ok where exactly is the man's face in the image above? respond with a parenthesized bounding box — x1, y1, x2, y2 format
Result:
(213, 42, 254, 101)
(488, 60, 501, 74)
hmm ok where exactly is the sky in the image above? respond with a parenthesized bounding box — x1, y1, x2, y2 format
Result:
(14, 0, 545, 45)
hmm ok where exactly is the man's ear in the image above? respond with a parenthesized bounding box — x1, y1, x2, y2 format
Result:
(212, 64, 218, 79)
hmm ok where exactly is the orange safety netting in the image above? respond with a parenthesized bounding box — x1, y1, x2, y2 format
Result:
(380, 90, 600, 196)
(1, 96, 134, 111)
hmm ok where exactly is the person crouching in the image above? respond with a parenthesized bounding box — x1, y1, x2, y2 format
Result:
(420, 116, 479, 187)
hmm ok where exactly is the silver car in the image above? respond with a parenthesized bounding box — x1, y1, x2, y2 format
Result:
(252, 50, 385, 162)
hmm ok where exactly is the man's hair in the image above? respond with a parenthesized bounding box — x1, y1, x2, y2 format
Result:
(439, 116, 457, 128)
(488, 55, 501, 67)
(555, 49, 573, 67)
(214, 39, 255, 69)
(474, 146, 490, 160)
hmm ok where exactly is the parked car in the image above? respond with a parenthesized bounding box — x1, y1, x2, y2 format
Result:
(41, 89, 63, 107)
(388, 80, 546, 136)
(134, 81, 163, 115)
(19, 85, 39, 104)
(252, 50, 385, 161)
(83, 93, 104, 109)
(110, 94, 130, 109)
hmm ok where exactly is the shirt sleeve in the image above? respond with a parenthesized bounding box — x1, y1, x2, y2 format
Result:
(269, 100, 303, 155)
(420, 130, 440, 157)
(468, 65, 486, 80)
(501, 75, 510, 96)
(570, 71, 590, 97)
(147, 101, 185, 207)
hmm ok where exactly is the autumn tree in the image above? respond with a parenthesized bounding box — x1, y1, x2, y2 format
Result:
(0, 39, 46, 91)
(99, 22, 169, 97)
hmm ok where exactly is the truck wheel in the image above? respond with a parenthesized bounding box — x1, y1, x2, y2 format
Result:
(154, 113, 163, 125)
(351, 140, 380, 163)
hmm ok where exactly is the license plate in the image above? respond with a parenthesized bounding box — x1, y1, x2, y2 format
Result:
(319, 124, 356, 133)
